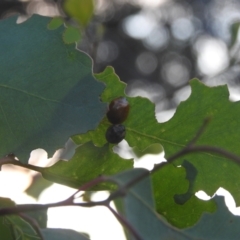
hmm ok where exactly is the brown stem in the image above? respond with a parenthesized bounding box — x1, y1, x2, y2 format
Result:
(0, 199, 106, 216)
(68, 175, 110, 201)
(108, 118, 213, 197)
(180, 145, 240, 165)
(108, 143, 240, 203)
(107, 204, 144, 240)
(1, 118, 240, 240)
(0, 157, 45, 173)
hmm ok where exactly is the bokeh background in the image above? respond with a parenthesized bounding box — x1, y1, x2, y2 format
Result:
(1, 0, 240, 239)
(2, 0, 240, 113)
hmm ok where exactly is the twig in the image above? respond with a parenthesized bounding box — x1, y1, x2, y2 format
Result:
(0, 157, 45, 173)
(107, 204, 145, 240)
(1, 119, 240, 240)
(68, 175, 109, 201)
(107, 118, 240, 200)
(181, 145, 240, 165)
(0, 199, 106, 216)
(0, 154, 17, 170)
(115, 143, 240, 196)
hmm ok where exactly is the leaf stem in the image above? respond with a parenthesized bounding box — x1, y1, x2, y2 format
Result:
(187, 117, 211, 147)
(0, 156, 45, 173)
(108, 118, 240, 200)
(107, 204, 144, 240)
(68, 175, 110, 201)
(1, 119, 240, 239)
(0, 199, 108, 216)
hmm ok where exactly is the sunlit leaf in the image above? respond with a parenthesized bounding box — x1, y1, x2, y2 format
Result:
(74, 67, 240, 228)
(63, 0, 94, 27)
(42, 141, 133, 190)
(47, 17, 64, 30)
(63, 26, 81, 44)
(73, 66, 157, 149)
(159, 80, 240, 205)
(110, 168, 197, 240)
(25, 175, 53, 199)
(152, 163, 216, 228)
(184, 196, 240, 240)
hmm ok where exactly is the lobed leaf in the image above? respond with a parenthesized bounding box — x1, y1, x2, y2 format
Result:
(152, 163, 216, 228)
(63, 0, 94, 27)
(184, 196, 240, 240)
(47, 17, 64, 30)
(0, 15, 106, 162)
(87, 68, 240, 221)
(73, 67, 219, 227)
(110, 168, 196, 240)
(73, 66, 157, 149)
(159, 80, 240, 205)
(42, 141, 133, 190)
(62, 26, 81, 44)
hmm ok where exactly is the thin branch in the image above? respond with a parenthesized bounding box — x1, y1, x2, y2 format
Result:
(182, 145, 240, 165)
(107, 204, 144, 240)
(0, 157, 45, 173)
(68, 175, 109, 201)
(1, 118, 240, 240)
(0, 199, 107, 216)
(108, 118, 240, 201)
(112, 118, 212, 192)
(0, 154, 18, 170)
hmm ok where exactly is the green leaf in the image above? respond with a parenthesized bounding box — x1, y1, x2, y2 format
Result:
(40, 228, 90, 240)
(132, 143, 163, 158)
(63, 26, 81, 44)
(95, 66, 127, 103)
(0, 198, 16, 240)
(152, 163, 216, 228)
(63, 0, 94, 27)
(24, 210, 48, 229)
(42, 141, 133, 190)
(0, 15, 106, 161)
(113, 198, 131, 240)
(159, 80, 240, 205)
(184, 196, 240, 240)
(5, 215, 40, 240)
(72, 66, 133, 148)
(25, 175, 53, 199)
(75, 68, 231, 227)
(0, 198, 40, 239)
(73, 66, 157, 148)
(110, 168, 196, 240)
(47, 17, 64, 30)
(230, 21, 240, 47)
